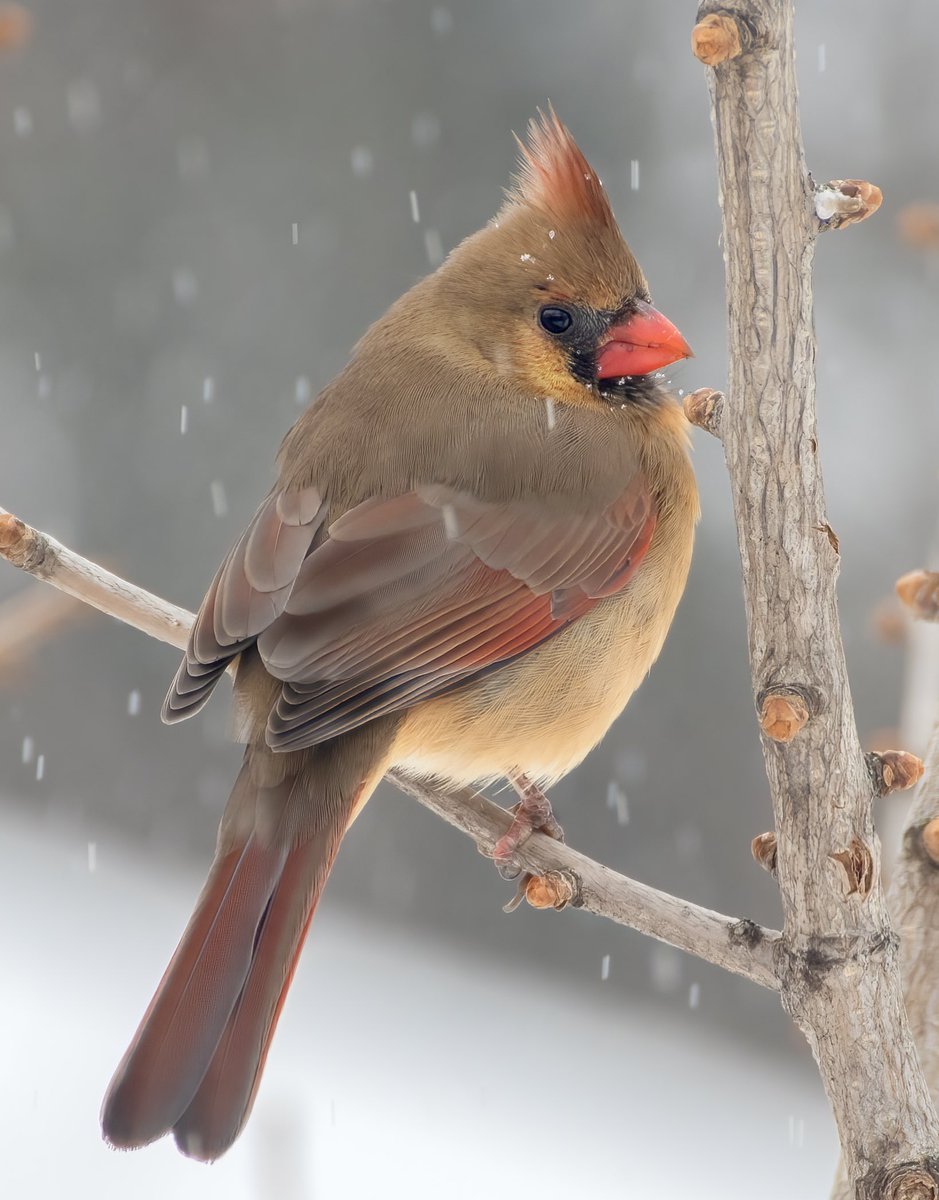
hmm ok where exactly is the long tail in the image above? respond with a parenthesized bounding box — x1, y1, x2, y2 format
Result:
(101, 740, 383, 1161)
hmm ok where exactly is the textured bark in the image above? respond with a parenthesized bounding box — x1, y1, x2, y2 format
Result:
(895, 725, 939, 1109)
(695, 1, 939, 1193)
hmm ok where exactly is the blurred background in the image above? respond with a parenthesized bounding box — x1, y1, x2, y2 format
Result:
(1, 2, 937, 1196)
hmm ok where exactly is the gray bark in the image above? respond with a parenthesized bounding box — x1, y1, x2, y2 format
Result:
(695, 1, 939, 1194)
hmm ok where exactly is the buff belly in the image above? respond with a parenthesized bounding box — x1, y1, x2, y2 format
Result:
(391, 583, 675, 786)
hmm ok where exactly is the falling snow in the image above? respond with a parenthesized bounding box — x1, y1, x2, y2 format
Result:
(87, 842, 97, 873)
(424, 228, 444, 267)
(21, 736, 34, 765)
(689, 983, 701, 1009)
(650, 943, 682, 993)
(295, 375, 312, 405)
(291, 221, 299, 246)
(127, 689, 141, 716)
(33, 352, 41, 372)
(13, 106, 32, 137)
(350, 146, 374, 178)
(409, 190, 420, 223)
(601, 954, 611, 981)
(179, 404, 188, 435)
(37, 375, 50, 399)
(630, 159, 640, 191)
(67, 79, 102, 134)
(606, 780, 630, 826)
(172, 268, 198, 306)
(411, 113, 441, 150)
(35, 753, 45, 781)
(545, 398, 557, 430)
(202, 375, 215, 403)
(817, 43, 826, 72)
(210, 480, 228, 517)
(430, 7, 453, 35)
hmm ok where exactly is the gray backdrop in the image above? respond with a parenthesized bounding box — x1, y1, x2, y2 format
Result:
(1, 2, 937, 1187)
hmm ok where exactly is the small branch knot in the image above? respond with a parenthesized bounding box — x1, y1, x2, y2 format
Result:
(829, 836, 875, 899)
(758, 689, 811, 742)
(729, 918, 765, 949)
(920, 819, 939, 867)
(866, 749, 925, 797)
(691, 12, 747, 66)
(896, 570, 939, 622)
(751, 831, 778, 876)
(858, 1161, 939, 1200)
(683, 388, 725, 437)
(523, 870, 579, 911)
(814, 178, 883, 230)
(0, 511, 47, 574)
(0, 511, 27, 554)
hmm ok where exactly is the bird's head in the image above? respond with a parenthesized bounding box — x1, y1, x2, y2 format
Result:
(432, 109, 692, 410)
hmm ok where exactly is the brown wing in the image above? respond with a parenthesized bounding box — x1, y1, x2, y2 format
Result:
(163, 474, 656, 745)
(162, 485, 326, 723)
(258, 476, 656, 750)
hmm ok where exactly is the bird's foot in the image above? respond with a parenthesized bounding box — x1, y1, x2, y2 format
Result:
(493, 774, 565, 912)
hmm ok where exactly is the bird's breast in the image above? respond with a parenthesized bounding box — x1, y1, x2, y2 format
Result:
(392, 484, 696, 787)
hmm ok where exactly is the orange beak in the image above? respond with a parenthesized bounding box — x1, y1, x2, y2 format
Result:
(595, 301, 693, 380)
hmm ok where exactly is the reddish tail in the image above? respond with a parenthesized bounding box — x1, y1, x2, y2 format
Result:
(101, 760, 351, 1161)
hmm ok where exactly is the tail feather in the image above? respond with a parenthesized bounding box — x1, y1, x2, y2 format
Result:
(102, 726, 392, 1159)
(172, 827, 341, 1160)
(101, 827, 288, 1149)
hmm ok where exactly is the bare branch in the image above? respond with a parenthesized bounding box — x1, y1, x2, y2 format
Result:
(694, 0, 939, 1191)
(0, 509, 194, 653)
(682, 387, 725, 437)
(389, 770, 780, 988)
(0, 502, 781, 991)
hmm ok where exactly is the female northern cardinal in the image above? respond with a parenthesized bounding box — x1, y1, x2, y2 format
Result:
(102, 111, 698, 1161)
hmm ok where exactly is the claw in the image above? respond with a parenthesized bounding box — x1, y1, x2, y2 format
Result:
(493, 774, 565, 910)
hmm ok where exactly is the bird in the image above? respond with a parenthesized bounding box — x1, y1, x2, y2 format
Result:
(101, 109, 699, 1162)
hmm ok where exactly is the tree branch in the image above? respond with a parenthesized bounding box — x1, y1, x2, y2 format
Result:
(692, 2, 939, 1195)
(0, 503, 780, 991)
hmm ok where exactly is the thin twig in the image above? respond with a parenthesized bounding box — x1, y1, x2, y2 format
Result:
(0, 508, 193, 652)
(0, 502, 781, 991)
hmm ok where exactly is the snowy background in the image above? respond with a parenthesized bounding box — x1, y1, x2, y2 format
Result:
(1, 1, 938, 1196)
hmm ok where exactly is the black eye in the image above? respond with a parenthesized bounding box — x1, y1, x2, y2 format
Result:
(538, 306, 573, 336)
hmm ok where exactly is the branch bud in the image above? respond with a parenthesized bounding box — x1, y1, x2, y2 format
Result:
(898, 202, 939, 251)
(814, 179, 883, 230)
(0, 511, 26, 552)
(752, 831, 778, 876)
(829, 837, 875, 899)
(691, 12, 744, 66)
(896, 570, 939, 622)
(867, 749, 924, 797)
(0, 5, 32, 53)
(921, 819, 939, 868)
(683, 388, 724, 436)
(759, 692, 809, 742)
(524, 870, 578, 910)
